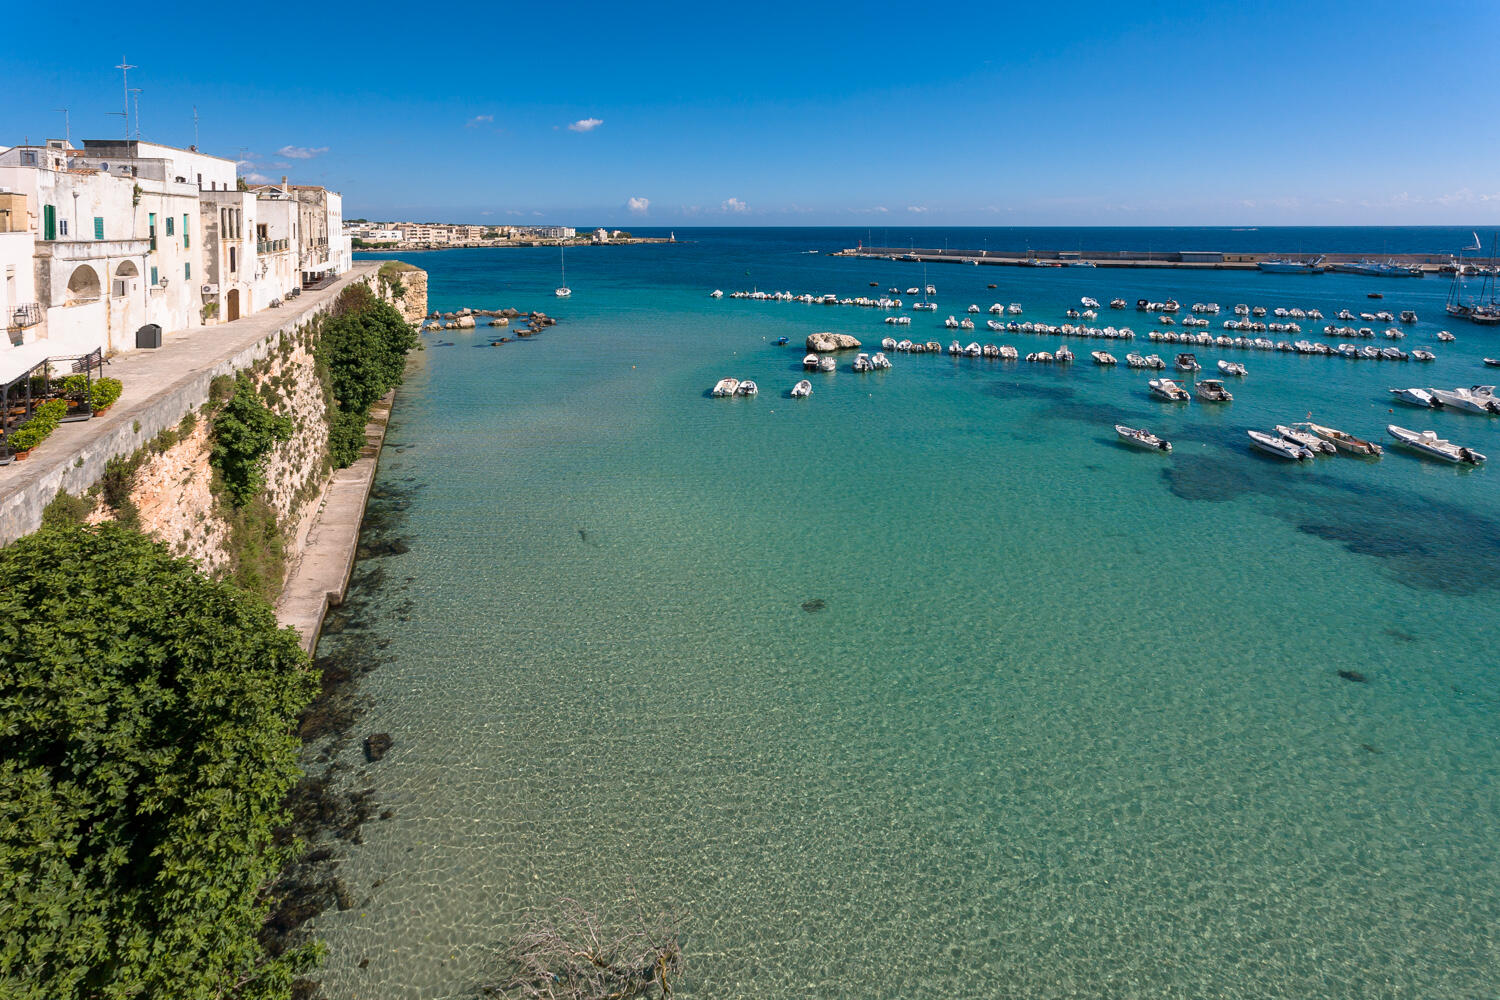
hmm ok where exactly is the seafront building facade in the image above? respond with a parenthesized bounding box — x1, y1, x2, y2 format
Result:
(0, 137, 351, 378)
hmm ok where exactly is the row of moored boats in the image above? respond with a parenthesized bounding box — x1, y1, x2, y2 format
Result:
(1116, 421, 1483, 464)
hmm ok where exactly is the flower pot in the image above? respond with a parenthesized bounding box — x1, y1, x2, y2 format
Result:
(93, 406, 111, 416)
(12, 449, 30, 461)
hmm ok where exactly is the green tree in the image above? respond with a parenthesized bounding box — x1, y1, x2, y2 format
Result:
(211, 373, 293, 507)
(318, 285, 417, 468)
(0, 523, 319, 1000)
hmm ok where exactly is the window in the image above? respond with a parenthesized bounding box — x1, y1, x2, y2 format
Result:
(183, 215, 190, 248)
(184, 262, 191, 280)
(150, 266, 158, 286)
(166, 217, 174, 237)
(94, 217, 104, 240)
(148, 213, 157, 251)
(58, 219, 68, 237)
(229, 247, 237, 273)
(43, 204, 55, 240)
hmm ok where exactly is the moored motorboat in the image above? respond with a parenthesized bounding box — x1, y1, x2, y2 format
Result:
(1429, 387, 1500, 414)
(1125, 352, 1147, 368)
(871, 352, 892, 369)
(790, 379, 812, 398)
(1276, 424, 1335, 454)
(1485, 358, 1500, 367)
(1195, 379, 1233, 402)
(1092, 350, 1117, 365)
(1175, 352, 1201, 372)
(1298, 421, 1382, 456)
(818, 356, 837, 373)
(1390, 387, 1437, 408)
(1055, 345, 1074, 362)
(1148, 377, 1191, 402)
(735, 380, 758, 396)
(1437, 330, 1456, 342)
(1387, 424, 1486, 463)
(803, 353, 821, 370)
(1217, 359, 1248, 377)
(853, 353, 874, 372)
(1249, 429, 1314, 460)
(1116, 424, 1171, 452)
(712, 377, 740, 397)
(1144, 354, 1166, 369)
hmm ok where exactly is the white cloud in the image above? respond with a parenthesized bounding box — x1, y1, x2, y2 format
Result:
(242, 172, 270, 184)
(467, 114, 494, 127)
(568, 117, 603, 133)
(722, 197, 748, 213)
(480, 210, 492, 216)
(906, 205, 927, 213)
(506, 210, 526, 216)
(278, 145, 328, 159)
(627, 196, 650, 214)
(532, 211, 544, 217)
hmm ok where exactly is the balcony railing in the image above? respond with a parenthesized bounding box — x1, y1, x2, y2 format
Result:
(257, 238, 290, 254)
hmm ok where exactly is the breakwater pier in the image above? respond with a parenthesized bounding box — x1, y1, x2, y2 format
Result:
(836, 246, 1457, 273)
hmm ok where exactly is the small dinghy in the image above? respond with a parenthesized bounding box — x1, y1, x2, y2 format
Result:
(1091, 351, 1117, 365)
(1125, 352, 1148, 368)
(790, 379, 812, 398)
(775, 336, 789, 346)
(1389, 387, 1437, 408)
(1116, 424, 1171, 452)
(1217, 359, 1248, 377)
(803, 353, 821, 370)
(1411, 350, 1435, 362)
(1027, 351, 1055, 363)
(999, 345, 1019, 360)
(853, 353, 874, 372)
(871, 352, 892, 370)
(1387, 425, 1486, 464)
(735, 380, 758, 397)
(1276, 424, 1335, 454)
(1054, 345, 1074, 362)
(1148, 378, 1191, 402)
(1429, 387, 1500, 414)
(1144, 354, 1167, 369)
(1195, 379, 1234, 402)
(1298, 421, 1382, 456)
(712, 378, 740, 397)
(1437, 330, 1456, 342)
(1249, 430, 1313, 460)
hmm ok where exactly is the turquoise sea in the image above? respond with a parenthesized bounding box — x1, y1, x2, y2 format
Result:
(320, 229, 1500, 998)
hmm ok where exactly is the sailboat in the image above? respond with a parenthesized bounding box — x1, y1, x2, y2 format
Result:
(1447, 232, 1499, 325)
(554, 245, 571, 298)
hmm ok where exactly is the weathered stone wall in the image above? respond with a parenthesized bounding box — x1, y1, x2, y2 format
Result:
(374, 262, 428, 326)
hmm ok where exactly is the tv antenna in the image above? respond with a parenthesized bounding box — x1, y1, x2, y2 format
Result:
(114, 57, 137, 140)
(192, 105, 200, 148)
(129, 88, 142, 139)
(53, 108, 69, 143)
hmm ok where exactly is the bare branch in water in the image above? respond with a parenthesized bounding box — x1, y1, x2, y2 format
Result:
(479, 897, 683, 1000)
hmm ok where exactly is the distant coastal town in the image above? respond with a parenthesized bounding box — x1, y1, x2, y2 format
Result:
(345, 220, 672, 251)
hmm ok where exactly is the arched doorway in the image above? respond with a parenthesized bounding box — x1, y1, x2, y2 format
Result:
(66, 264, 101, 302)
(226, 288, 240, 321)
(113, 260, 139, 297)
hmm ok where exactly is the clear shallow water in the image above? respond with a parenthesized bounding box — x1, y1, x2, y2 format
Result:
(317, 231, 1500, 998)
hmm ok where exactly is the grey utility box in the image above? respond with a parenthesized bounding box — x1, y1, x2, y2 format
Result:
(136, 324, 162, 349)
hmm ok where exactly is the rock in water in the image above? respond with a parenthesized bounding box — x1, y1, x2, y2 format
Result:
(801, 598, 826, 613)
(805, 332, 862, 352)
(364, 732, 394, 762)
(1337, 669, 1368, 684)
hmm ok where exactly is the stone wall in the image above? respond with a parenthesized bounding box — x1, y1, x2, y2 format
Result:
(374, 262, 428, 326)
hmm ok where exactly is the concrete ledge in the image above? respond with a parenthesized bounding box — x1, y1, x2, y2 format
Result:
(275, 391, 394, 654)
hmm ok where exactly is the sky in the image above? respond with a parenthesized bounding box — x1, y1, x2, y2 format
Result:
(3, 0, 1499, 226)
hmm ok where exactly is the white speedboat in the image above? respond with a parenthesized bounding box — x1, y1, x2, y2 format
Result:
(712, 377, 740, 397)
(944, 316, 960, 329)
(1110, 298, 1127, 309)
(1007, 303, 1023, 314)
(1411, 350, 1435, 361)
(967, 304, 980, 313)
(853, 353, 874, 372)
(1298, 421, 1382, 456)
(1082, 297, 1100, 308)
(1091, 350, 1117, 365)
(818, 356, 836, 373)
(1484, 358, 1500, 367)
(1217, 359, 1248, 377)
(960, 318, 975, 330)
(1125, 352, 1147, 368)
(1429, 387, 1500, 414)
(1144, 354, 1166, 369)
(1389, 387, 1437, 408)
(803, 353, 821, 370)
(999, 345, 1018, 360)
(1196, 379, 1233, 402)
(964, 342, 983, 357)
(790, 379, 812, 398)
(735, 380, 758, 396)
(1387, 425, 1486, 464)
(1249, 430, 1313, 460)
(1175, 352, 1201, 372)
(948, 341, 962, 355)
(1400, 310, 1418, 323)
(881, 336, 898, 350)
(710, 289, 724, 298)
(1276, 424, 1335, 454)
(871, 352, 892, 370)
(1437, 330, 1456, 342)
(1055, 345, 1074, 362)
(1116, 425, 1171, 452)
(1148, 378, 1190, 402)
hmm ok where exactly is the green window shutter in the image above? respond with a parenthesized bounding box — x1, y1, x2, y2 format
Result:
(166, 217, 174, 236)
(93, 216, 104, 240)
(184, 262, 191, 280)
(148, 213, 157, 251)
(43, 204, 56, 240)
(150, 266, 158, 286)
(183, 214, 190, 248)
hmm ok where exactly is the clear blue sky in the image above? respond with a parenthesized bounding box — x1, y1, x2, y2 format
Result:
(3, 0, 1497, 226)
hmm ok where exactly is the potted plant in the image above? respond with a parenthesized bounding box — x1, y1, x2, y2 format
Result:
(89, 377, 123, 415)
(7, 399, 67, 459)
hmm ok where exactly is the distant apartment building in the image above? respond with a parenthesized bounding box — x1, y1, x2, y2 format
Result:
(0, 137, 351, 376)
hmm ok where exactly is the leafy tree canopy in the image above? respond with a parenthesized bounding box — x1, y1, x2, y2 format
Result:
(0, 524, 319, 1000)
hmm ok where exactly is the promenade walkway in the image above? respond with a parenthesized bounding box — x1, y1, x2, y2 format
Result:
(0, 262, 379, 545)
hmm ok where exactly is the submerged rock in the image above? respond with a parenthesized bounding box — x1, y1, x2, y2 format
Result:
(1337, 669, 1368, 684)
(364, 732, 393, 762)
(801, 598, 827, 613)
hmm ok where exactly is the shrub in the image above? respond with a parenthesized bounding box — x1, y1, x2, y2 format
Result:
(0, 523, 319, 1000)
(316, 288, 416, 469)
(40, 488, 93, 528)
(211, 373, 292, 507)
(89, 377, 122, 410)
(8, 399, 68, 451)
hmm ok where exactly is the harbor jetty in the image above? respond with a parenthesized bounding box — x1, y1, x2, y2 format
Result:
(835, 246, 1456, 274)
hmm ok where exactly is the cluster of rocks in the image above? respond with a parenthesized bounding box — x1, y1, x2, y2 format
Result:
(806, 332, 862, 352)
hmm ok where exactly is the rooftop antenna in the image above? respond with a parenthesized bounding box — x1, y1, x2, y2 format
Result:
(114, 57, 137, 140)
(53, 108, 69, 143)
(129, 88, 142, 139)
(192, 105, 200, 148)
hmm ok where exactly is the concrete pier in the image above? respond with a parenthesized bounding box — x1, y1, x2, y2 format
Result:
(837, 247, 1456, 274)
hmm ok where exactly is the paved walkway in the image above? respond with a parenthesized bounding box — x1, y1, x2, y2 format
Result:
(0, 263, 379, 543)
